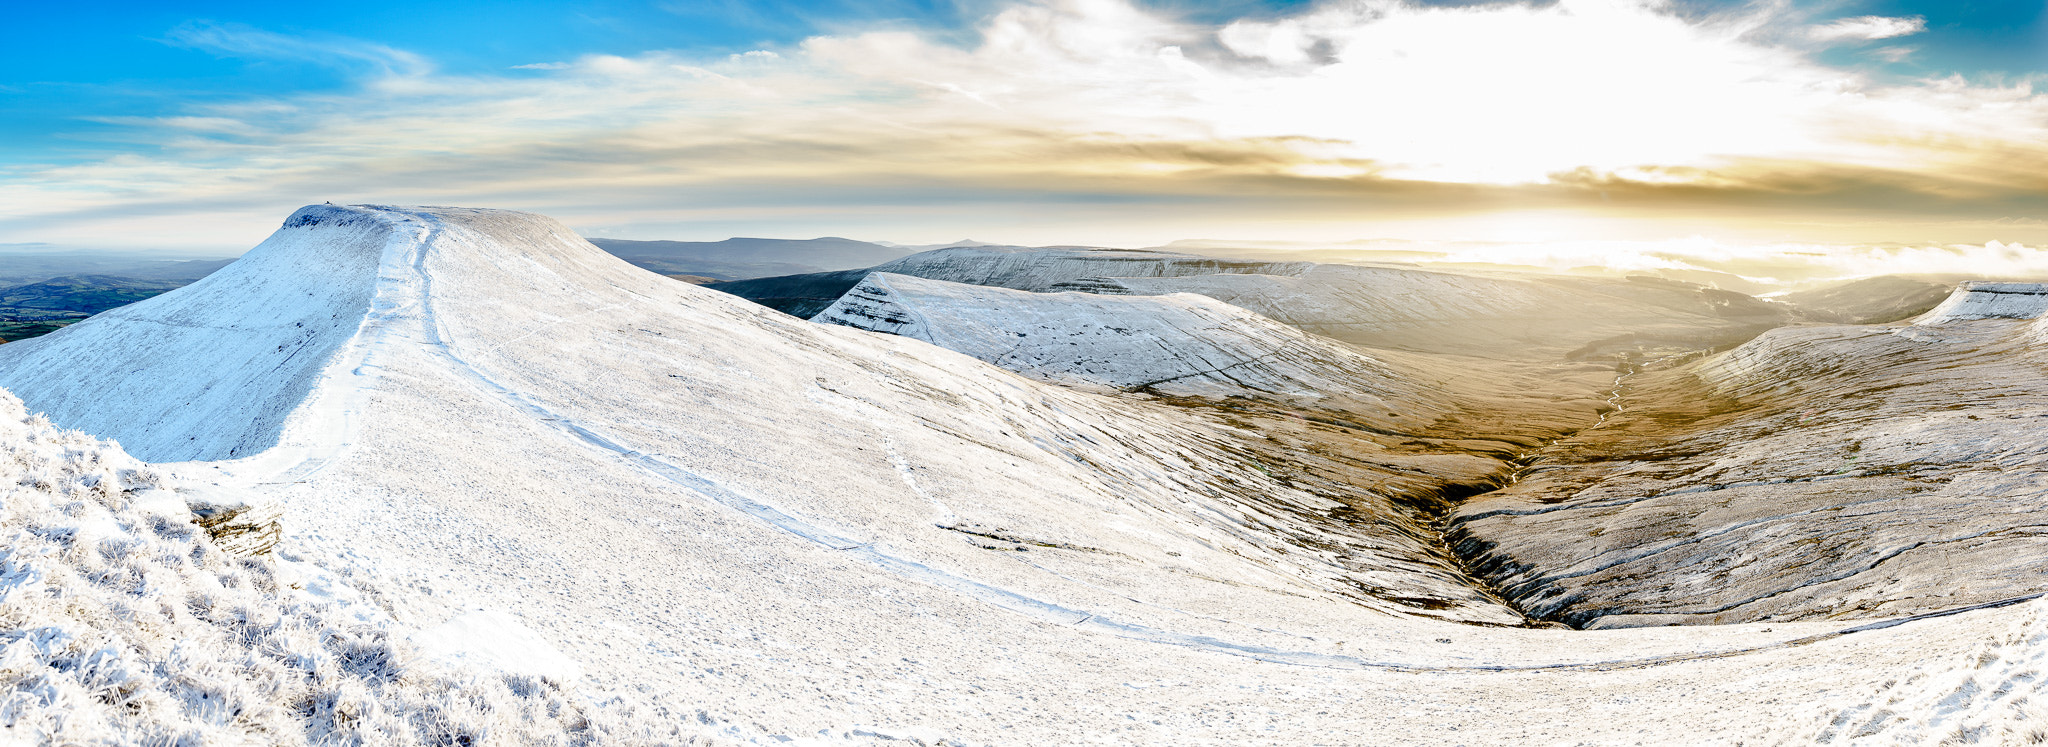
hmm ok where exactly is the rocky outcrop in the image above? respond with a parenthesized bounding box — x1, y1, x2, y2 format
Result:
(186, 488, 284, 557)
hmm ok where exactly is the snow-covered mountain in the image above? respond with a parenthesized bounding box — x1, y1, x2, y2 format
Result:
(708, 244, 1307, 318)
(2, 206, 2044, 743)
(1451, 282, 2048, 628)
(867, 245, 1311, 292)
(1913, 281, 2048, 324)
(722, 245, 1788, 360)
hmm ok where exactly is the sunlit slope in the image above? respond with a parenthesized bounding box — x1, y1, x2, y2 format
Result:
(1452, 282, 2048, 628)
(4, 207, 2044, 742)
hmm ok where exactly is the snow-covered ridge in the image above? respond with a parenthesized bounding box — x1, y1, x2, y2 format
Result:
(812, 271, 1446, 426)
(1913, 281, 2048, 325)
(868, 245, 1312, 293)
(1033, 264, 1786, 360)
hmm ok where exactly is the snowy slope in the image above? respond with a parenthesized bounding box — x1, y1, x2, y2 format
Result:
(1451, 299, 2048, 629)
(707, 245, 1309, 318)
(867, 245, 1310, 292)
(0, 389, 686, 745)
(0, 207, 388, 462)
(1914, 281, 2048, 324)
(2, 204, 2045, 743)
(811, 271, 1447, 423)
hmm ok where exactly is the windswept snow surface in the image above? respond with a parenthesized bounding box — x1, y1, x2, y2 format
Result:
(3, 204, 2046, 742)
(0, 390, 691, 745)
(811, 271, 1447, 423)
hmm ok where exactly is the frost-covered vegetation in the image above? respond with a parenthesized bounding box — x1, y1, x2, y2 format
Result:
(0, 390, 700, 745)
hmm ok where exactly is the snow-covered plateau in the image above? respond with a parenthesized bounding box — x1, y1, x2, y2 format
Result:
(1, 205, 2045, 744)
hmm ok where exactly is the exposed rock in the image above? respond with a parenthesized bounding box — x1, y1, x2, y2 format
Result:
(185, 486, 284, 556)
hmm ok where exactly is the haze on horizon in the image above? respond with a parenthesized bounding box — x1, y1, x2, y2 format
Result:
(3, 0, 2044, 280)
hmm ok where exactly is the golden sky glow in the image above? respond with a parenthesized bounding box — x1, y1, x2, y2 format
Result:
(3, 0, 2044, 280)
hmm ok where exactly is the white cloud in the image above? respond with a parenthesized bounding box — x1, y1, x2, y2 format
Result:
(512, 62, 573, 70)
(5, 0, 2044, 251)
(1807, 15, 1927, 43)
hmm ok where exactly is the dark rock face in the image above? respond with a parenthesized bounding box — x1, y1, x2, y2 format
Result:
(1451, 291, 2048, 628)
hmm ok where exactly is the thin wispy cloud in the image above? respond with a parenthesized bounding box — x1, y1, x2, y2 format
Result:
(161, 21, 432, 77)
(1806, 15, 1927, 43)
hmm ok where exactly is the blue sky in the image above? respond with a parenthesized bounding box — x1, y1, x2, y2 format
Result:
(3, 0, 2046, 256)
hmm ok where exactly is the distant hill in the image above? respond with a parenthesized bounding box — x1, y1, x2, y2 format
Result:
(587, 236, 910, 281)
(0, 274, 187, 314)
(0, 253, 231, 284)
(0, 274, 196, 341)
(1777, 275, 1956, 324)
